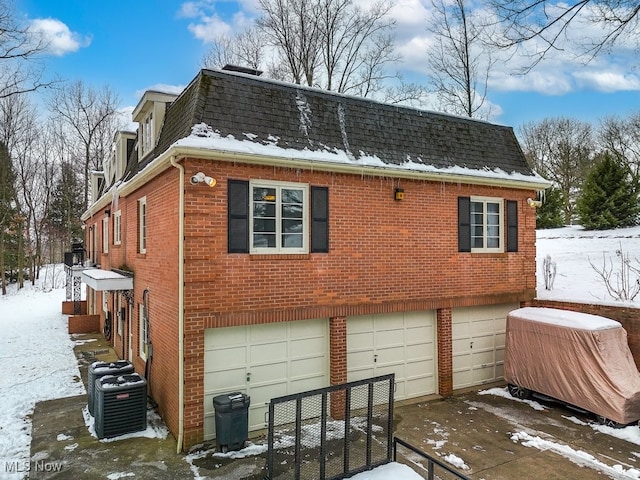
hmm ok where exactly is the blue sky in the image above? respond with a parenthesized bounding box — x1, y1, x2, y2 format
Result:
(14, 0, 640, 130)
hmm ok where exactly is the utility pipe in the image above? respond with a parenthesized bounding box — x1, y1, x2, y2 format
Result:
(170, 156, 186, 453)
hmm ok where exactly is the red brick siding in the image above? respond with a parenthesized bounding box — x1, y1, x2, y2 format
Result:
(85, 156, 539, 449)
(437, 308, 453, 396)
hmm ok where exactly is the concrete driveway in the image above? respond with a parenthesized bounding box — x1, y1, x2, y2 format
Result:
(28, 335, 640, 479)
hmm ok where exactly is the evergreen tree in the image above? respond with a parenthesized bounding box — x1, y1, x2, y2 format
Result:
(0, 141, 18, 293)
(536, 186, 564, 229)
(577, 153, 640, 230)
(46, 161, 84, 253)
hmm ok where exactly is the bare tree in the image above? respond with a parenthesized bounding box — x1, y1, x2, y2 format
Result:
(427, 0, 496, 119)
(519, 117, 594, 223)
(598, 112, 640, 189)
(0, 0, 56, 98)
(47, 81, 120, 207)
(251, 0, 426, 103)
(0, 93, 39, 287)
(202, 27, 265, 70)
(489, 0, 640, 70)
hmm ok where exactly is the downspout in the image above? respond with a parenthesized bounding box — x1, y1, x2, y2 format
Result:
(170, 156, 185, 453)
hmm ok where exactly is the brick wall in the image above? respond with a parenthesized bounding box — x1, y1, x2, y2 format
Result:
(437, 308, 453, 396)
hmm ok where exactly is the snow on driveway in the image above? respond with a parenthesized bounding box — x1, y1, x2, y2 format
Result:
(0, 274, 85, 479)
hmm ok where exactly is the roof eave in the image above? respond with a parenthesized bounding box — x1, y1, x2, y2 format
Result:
(81, 145, 551, 220)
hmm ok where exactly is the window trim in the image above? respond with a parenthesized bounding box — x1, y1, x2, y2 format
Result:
(139, 303, 148, 361)
(102, 216, 109, 254)
(470, 196, 504, 253)
(138, 197, 147, 254)
(249, 180, 309, 254)
(113, 210, 122, 245)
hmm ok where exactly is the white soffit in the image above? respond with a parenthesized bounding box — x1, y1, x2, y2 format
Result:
(81, 269, 133, 291)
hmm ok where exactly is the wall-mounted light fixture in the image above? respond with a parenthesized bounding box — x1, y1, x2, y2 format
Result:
(527, 198, 542, 208)
(190, 172, 216, 187)
(394, 188, 404, 201)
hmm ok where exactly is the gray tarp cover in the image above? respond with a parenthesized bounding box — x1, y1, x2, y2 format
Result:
(504, 307, 640, 425)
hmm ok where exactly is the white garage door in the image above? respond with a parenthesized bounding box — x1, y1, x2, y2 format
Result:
(452, 303, 518, 389)
(347, 311, 436, 400)
(203, 318, 328, 439)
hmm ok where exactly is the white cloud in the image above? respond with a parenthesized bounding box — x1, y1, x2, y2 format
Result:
(188, 14, 233, 42)
(573, 70, 640, 92)
(28, 18, 90, 56)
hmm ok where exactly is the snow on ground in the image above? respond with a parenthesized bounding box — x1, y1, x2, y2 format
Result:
(0, 266, 85, 478)
(536, 225, 640, 305)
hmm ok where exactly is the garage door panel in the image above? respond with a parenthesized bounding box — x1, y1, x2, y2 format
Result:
(204, 318, 329, 440)
(374, 329, 404, 347)
(405, 343, 432, 362)
(251, 341, 288, 362)
(290, 356, 326, 378)
(347, 311, 436, 401)
(377, 346, 405, 364)
(405, 311, 434, 328)
(291, 337, 325, 357)
(204, 367, 246, 391)
(349, 331, 374, 350)
(452, 303, 517, 389)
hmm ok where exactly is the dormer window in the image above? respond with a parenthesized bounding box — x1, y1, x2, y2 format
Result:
(141, 112, 154, 156)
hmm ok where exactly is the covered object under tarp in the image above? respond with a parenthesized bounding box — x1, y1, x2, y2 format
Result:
(504, 307, 640, 425)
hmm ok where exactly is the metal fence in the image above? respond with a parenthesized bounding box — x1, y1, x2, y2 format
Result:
(393, 437, 471, 480)
(265, 374, 395, 480)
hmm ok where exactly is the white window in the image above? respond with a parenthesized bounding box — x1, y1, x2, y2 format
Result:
(138, 197, 147, 254)
(139, 303, 148, 361)
(141, 113, 153, 156)
(250, 180, 308, 253)
(113, 210, 121, 245)
(116, 294, 123, 337)
(470, 197, 503, 253)
(102, 217, 109, 253)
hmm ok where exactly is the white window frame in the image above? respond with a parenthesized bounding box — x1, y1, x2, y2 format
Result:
(102, 217, 109, 253)
(116, 294, 123, 337)
(141, 112, 154, 156)
(139, 303, 148, 361)
(113, 210, 122, 245)
(470, 196, 504, 253)
(249, 180, 309, 254)
(138, 197, 147, 254)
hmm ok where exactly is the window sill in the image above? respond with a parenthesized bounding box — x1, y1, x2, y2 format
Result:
(250, 254, 310, 261)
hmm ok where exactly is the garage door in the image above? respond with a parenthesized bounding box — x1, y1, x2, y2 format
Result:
(347, 311, 436, 400)
(452, 303, 518, 389)
(203, 318, 328, 439)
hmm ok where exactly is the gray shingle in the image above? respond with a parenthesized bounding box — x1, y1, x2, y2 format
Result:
(154, 69, 536, 178)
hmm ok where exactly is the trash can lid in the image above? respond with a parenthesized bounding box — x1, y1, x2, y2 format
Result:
(213, 392, 249, 406)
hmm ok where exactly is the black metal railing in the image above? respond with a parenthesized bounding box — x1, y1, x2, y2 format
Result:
(265, 374, 395, 480)
(393, 436, 471, 480)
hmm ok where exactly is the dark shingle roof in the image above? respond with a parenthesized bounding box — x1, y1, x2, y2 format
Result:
(152, 69, 536, 178)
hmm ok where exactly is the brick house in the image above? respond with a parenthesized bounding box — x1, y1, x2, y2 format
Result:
(80, 66, 550, 451)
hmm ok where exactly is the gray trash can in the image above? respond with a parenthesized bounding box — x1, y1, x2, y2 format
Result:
(213, 392, 250, 452)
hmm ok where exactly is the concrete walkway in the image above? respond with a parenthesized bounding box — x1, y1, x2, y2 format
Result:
(28, 333, 640, 479)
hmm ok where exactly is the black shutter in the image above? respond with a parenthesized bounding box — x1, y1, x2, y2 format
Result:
(311, 186, 329, 253)
(458, 197, 471, 252)
(228, 180, 249, 253)
(506, 200, 518, 252)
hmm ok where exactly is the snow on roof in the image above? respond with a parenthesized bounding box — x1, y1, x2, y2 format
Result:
(173, 123, 549, 185)
(509, 307, 622, 331)
(82, 269, 128, 280)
